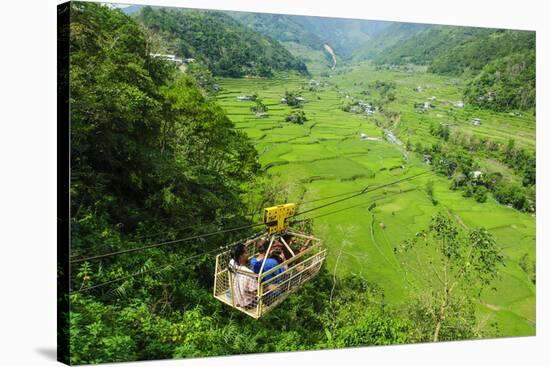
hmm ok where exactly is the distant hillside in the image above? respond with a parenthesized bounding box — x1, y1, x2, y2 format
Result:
(373, 26, 484, 67)
(137, 7, 309, 77)
(119, 4, 143, 15)
(371, 26, 535, 110)
(351, 22, 432, 61)
(227, 12, 325, 50)
(280, 41, 334, 76)
(228, 12, 392, 58)
(464, 50, 536, 111)
(373, 26, 534, 75)
(428, 29, 535, 75)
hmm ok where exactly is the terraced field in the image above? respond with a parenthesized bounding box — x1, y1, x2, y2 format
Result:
(215, 64, 535, 337)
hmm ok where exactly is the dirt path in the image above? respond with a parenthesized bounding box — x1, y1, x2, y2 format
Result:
(447, 208, 468, 229)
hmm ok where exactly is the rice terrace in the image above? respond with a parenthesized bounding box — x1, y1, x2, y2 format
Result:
(215, 64, 535, 336)
(63, 2, 536, 364)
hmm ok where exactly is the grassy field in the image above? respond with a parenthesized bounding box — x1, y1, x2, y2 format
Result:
(215, 63, 535, 337)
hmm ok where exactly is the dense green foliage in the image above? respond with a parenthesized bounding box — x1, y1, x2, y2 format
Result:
(184, 62, 218, 95)
(374, 27, 534, 75)
(66, 3, 535, 364)
(464, 51, 536, 110)
(69, 267, 417, 364)
(283, 90, 305, 107)
(414, 138, 535, 211)
(351, 23, 431, 61)
(70, 2, 260, 243)
(228, 12, 325, 50)
(285, 110, 308, 124)
(397, 213, 504, 342)
(372, 26, 535, 111)
(250, 97, 268, 114)
(68, 5, 261, 362)
(428, 29, 534, 76)
(137, 7, 308, 77)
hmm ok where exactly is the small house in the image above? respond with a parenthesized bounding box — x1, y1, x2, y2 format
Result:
(472, 171, 483, 180)
(237, 95, 253, 101)
(455, 101, 464, 108)
(280, 97, 287, 104)
(471, 118, 481, 126)
(255, 112, 269, 118)
(385, 131, 398, 145)
(360, 133, 368, 140)
(149, 53, 183, 63)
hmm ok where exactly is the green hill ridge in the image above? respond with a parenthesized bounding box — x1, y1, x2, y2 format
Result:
(137, 6, 309, 77)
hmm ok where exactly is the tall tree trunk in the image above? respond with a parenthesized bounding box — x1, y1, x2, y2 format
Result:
(434, 257, 450, 342)
(433, 300, 446, 342)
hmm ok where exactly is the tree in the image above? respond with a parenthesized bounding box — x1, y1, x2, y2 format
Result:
(284, 90, 304, 107)
(285, 110, 308, 124)
(250, 97, 268, 113)
(504, 138, 516, 162)
(395, 213, 504, 342)
(319, 275, 410, 348)
(474, 186, 488, 203)
(185, 62, 217, 95)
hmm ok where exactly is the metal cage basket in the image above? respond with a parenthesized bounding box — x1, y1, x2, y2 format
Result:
(213, 229, 326, 318)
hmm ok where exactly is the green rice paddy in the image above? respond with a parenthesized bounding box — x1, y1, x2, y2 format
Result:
(215, 63, 535, 337)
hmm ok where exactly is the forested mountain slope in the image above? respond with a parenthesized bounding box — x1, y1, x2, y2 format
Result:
(69, 1, 260, 245)
(227, 12, 326, 50)
(228, 11, 392, 58)
(372, 26, 535, 110)
(137, 6, 309, 77)
(464, 50, 536, 111)
(351, 22, 432, 61)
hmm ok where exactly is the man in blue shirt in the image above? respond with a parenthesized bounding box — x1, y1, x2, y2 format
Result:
(250, 238, 286, 284)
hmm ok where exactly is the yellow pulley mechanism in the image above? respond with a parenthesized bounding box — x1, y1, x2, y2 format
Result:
(263, 203, 296, 235)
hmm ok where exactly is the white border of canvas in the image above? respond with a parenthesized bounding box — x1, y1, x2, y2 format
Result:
(0, 0, 546, 366)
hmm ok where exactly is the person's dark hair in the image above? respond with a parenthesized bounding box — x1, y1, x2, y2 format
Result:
(269, 249, 284, 264)
(257, 238, 269, 254)
(231, 243, 246, 263)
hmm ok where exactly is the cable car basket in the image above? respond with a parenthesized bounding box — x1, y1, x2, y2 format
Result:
(213, 229, 326, 318)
